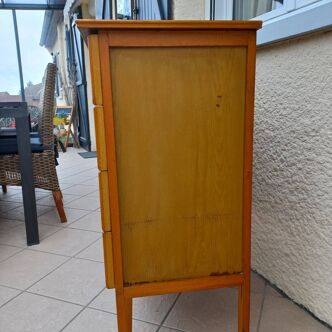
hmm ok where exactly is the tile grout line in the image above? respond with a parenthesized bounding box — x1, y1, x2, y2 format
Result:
(24, 290, 85, 308)
(59, 166, 98, 181)
(0, 247, 25, 264)
(27, 237, 103, 262)
(58, 287, 107, 332)
(72, 236, 103, 258)
(253, 270, 332, 330)
(2, 179, 99, 225)
(0, 234, 104, 311)
(0, 254, 74, 310)
(86, 307, 162, 330)
(156, 293, 182, 332)
(0, 289, 25, 310)
(256, 281, 267, 332)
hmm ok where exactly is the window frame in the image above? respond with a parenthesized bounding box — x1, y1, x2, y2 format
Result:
(205, 0, 332, 45)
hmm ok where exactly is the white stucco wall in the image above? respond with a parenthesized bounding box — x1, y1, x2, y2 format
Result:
(172, 0, 205, 19)
(253, 31, 332, 325)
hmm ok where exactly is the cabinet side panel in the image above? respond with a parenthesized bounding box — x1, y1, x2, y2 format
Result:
(110, 47, 247, 284)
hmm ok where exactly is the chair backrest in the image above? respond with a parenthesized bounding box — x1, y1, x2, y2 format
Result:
(38, 63, 57, 147)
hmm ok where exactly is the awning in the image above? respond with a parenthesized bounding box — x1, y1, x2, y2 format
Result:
(0, 1, 66, 102)
(0, 0, 66, 10)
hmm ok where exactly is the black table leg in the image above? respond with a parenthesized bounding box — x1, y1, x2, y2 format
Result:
(16, 115, 39, 246)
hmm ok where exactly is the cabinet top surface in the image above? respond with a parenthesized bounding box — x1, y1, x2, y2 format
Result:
(77, 19, 262, 40)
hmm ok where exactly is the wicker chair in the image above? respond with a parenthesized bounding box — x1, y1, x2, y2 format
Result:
(0, 63, 67, 222)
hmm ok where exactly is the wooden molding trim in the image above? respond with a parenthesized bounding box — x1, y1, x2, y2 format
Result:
(78, 20, 262, 41)
(124, 274, 243, 298)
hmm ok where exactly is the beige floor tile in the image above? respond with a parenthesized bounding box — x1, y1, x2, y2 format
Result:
(37, 194, 81, 207)
(0, 285, 21, 306)
(0, 244, 22, 262)
(63, 308, 159, 332)
(0, 191, 50, 204)
(259, 294, 331, 332)
(38, 207, 90, 226)
(63, 184, 98, 196)
(82, 177, 99, 186)
(265, 284, 283, 297)
(1, 205, 54, 221)
(160, 328, 185, 332)
(0, 194, 24, 204)
(0, 201, 21, 213)
(250, 292, 265, 331)
(76, 239, 104, 262)
(69, 210, 102, 232)
(60, 174, 92, 185)
(0, 219, 22, 231)
(89, 288, 178, 325)
(0, 223, 61, 247)
(161, 293, 263, 332)
(57, 182, 76, 190)
(164, 288, 238, 332)
(0, 250, 67, 289)
(66, 196, 100, 211)
(28, 258, 105, 306)
(251, 271, 266, 294)
(0, 185, 21, 192)
(85, 189, 100, 198)
(0, 292, 82, 332)
(30, 228, 101, 256)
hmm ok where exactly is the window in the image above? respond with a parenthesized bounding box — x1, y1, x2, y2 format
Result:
(117, 0, 131, 19)
(206, 0, 332, 45)
(233, 0, 284, 20)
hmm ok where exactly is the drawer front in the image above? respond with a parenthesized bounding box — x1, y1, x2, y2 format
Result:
(103, 231, 115, 288)
(98, 171, 111, 232)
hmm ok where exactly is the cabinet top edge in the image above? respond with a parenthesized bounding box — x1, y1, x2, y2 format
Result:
(77, 19, 262, 40)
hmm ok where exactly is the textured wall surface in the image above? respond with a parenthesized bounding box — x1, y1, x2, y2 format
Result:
(172, 0, 205, 19)
(253, 31, 332, 325)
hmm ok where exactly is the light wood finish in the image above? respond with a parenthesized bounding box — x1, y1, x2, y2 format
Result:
(106, 30, 250, 47)
(99, 31, 126, 294)
(52, 191, 67, 223)
(98, 171, 111, 232)
(124, 274, 243, 298)
(88, 35, 107, 171)
(116, 293, 132, 332)
(78, 20, 262, 332)
(103, 231, 115, 288)
(78, 20, 262, 41)
(111, 46, 246, 284)
(87, 35, 103, 106)
(94, 107, 108, 171)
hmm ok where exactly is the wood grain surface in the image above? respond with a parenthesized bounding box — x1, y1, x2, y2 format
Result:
(110, 46, 247, 284)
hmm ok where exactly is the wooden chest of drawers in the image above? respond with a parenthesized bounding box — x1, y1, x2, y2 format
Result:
(78, 20, 261, 332)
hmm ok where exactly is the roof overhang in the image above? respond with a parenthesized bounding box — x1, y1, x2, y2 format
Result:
(0, 0, 66, 10)
(40, 9, 63, 48)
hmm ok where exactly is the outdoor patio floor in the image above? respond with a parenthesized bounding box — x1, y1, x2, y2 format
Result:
(0, 149, 330, 332)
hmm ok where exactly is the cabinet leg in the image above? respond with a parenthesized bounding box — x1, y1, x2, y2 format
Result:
(116, 292, 132, 332)
(238, 283, 250, 332)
